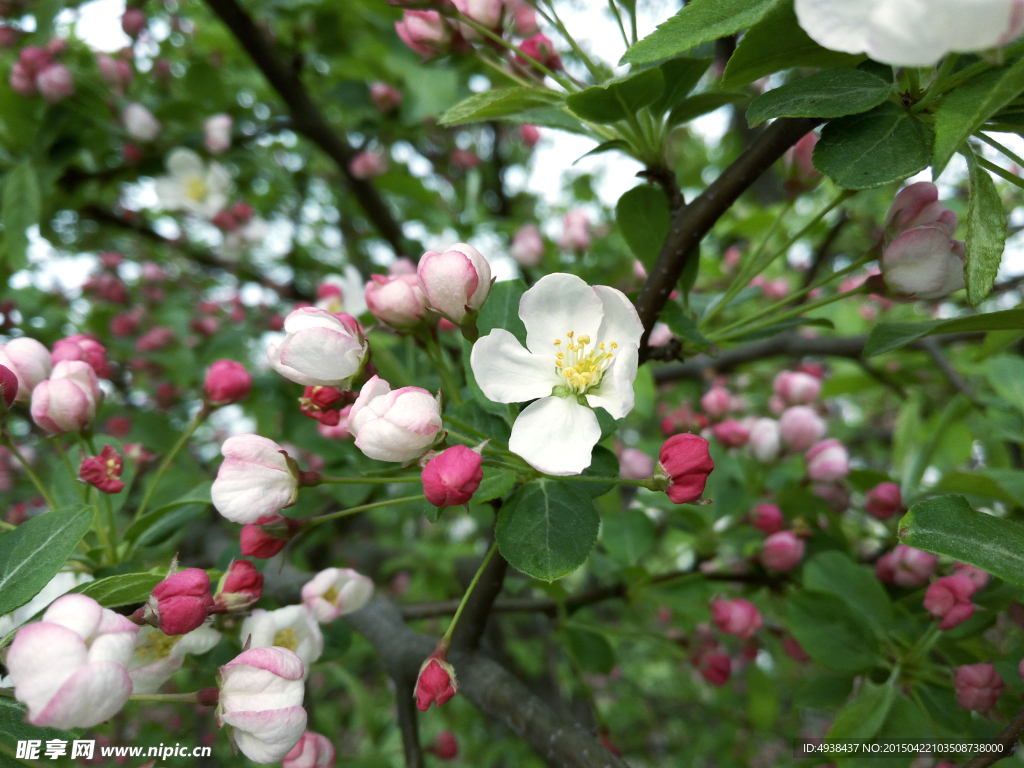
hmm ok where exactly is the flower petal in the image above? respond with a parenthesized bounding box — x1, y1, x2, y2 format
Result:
(508, 396, 601, 475)
(519, 273, 603, 355)
(470, 329, 557, 404)
(32, 661, 133, 729)
(166, 148, 205, 178)
(585, 343, 638, 419)
(278, 328, 363, 386)
(224, 706, 307, 764)
(795, 0, 876, 54)
(593, 285, 644, 350)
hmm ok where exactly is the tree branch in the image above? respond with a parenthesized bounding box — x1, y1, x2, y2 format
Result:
(798, 211, 849, 295)
(920, 337, 979, 401)
(963, 703, 1024, 768)
(635, 117, 822, 358)
(204, 0, 411, 257)
(395, 676, 425, 768)
(450, 549, 509, 651)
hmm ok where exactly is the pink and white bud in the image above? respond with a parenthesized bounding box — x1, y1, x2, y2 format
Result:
(31, 361, 102, 434)
(813, 481, 850, 512)
(36, 64, 74, 103)
(924, 574, 978, 630)
(953, 562, 990, 591)
(135, 326, 176, 352)
(121, 7, 147, 37)
(0, 337, 52, 402)
(283, 731, 335, 768)
(213, 559, 263, 613)
(658, 433, 714, 504)
(240, 605, 323, 678)
(712, 418, 750, 448)
(241, 514, 301, 559)
(416, 650, 458, 711)
(422, 444, 484, 506)
(267, 307, 368, 388)
(347, 376, 443, 463)
(955, 664, 1003, 711)
(694, 650, 731, 685)
(389, 257, 417, 277)
(700, 386, 732, 419)
(204, 113, 233, 153)
(805, 439, 849, 482)
(123, 102, 161, 142)
(204, 359, 252, 405)
(761, 530, 805, 571)
(510, 0, 539, 36)
(710, 597, 762, 640)
(875, 544, 937, 588)
(370, 82, 402, 112)
(648, 322, 674, 348)
(0, 363, 16, 409)
(748, 418, 781, 463)
(212, 434, 300, 524)
(364, 273, 427, 327)
(301, 568, 374, 623)
(558, 209, 590, 251)
(778, 406, 826, 452)
(885, 183, 959, 237)
(516, 32, 563, 71)
(417, 242, 491, 323)
(619, 447, 654, 480)
(395, 10, 455, 57)
(519, 123, 540, 146)
(216, 647, 307, 763)
(8, 594, 138, 728)
(510, 223, 544, 267)
(9, 61, 37, 95)
(749, 503, 784, 535)
(864, 481, 903, 520)
(143, 567, 214, 636)
(97, 54, 132, 91)
(773, 370, 821, 405)
(79, 445, 125, 494)
(52, 334, 106, 377)
(349, 150, 388, 179)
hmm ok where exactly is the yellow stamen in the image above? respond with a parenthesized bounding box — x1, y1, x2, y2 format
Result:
(273, 627, 298, 651)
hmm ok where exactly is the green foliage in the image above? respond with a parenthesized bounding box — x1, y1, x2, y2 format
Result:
(616, 185, 671, 269)
(746, 69, 892, 126)
(802, 551, 894, 637)
(786, 590, 882, 673)
(1, 162, 41, 270)
(565, 69, 664, 124)
(863, 309, 1024, 357)
(963, 146, 1007, 306)
(440, 88, 565, 126)
(476, 279, 528, 345)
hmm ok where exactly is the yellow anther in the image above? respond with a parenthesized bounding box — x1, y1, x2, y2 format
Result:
(566, 330, 574, 338)
(577, 334, 590, 345)
(553, 339, 561, 346)
(610, 342, 618, 349)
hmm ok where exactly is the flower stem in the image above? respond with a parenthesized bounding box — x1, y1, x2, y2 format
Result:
(305, 494, 426, 527)
(443, 414, 508, 449)
(54, 439, 87, 502)
(441, 542, 499, 644)
(558, 474, 652, 488)
(317, 475, 422, 485)
(0, 432, 55, 508)
(423, 336, 464, 407)
(129, 691, 204, 703)
(973, 154, 1024, 190)
(710, 285, 869, 343)
(134, 406, 207, 521)
(912, 54, 959, 113)
(976, 132, 1024, 169)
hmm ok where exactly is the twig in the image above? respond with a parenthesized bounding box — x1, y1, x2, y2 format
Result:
(920, 337, 979, 401)
(963, 704, 1024, 768)
(449, 546, 509, 651)
(395, 677, 424, 768)
(798, 211, 849, 295)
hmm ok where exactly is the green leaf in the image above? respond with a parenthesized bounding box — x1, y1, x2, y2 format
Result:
(578, 445, 620, 497)
(826, 680, 895, 742)
(616, 185, 671, 269)
(2, 163, 41, 270)
(660, 301, 710, 345)
(573, 139, 633, 164)
(565, 68, 665, 124)
(746, 69, 891, 126)
(439, 87, 564, 125)
(936, 469, 1024, 508)
(496, 479, 600, 581)
(72, 572, 163, 608)
(563, 626, 616, 674)
(451, 399, 512, 444)
(474, 466, 517, 503)
(667, 92, 747, 127)
(986, 354, 1024, 413)
(802, 551, 894, 637)
(746, 665, 779, 732)
(651, 57, 713, 114)
(721, 0, 865, 88)
(0, 697, 82, 753)
(898, 493, 1024, 587)
(602, 509, 656, 565)
(621, 0, 780, 65)
(813, 102, 934, 190)
(786, 590, 882, 673)
(932, 57, 1024, 176)
(0, 504, 94, 616)
(863, 308, 1024, 357)
(963, 146, 1007, 307)
(124, 482, 213, 543)
(477, 279, 527, 345)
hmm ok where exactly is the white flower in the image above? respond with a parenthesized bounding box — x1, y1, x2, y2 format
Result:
(220, 217, 268, 261)
(123, 102, 161, 142)
(204, 113, 233, 154)
(267, 307, 368, 388)
(470, 273, 643, 475)
(212, 434, 300, 524)
(0, 571, 93, 639)
(128, 625, 221, 694)
(155, 148, 232, 218)
(347, 375, 443, 463)
(301, 568, 374, 623)
(317, 265, 368, 318)
(795, 0, 1024, 66)
(240, 605, 323, 677)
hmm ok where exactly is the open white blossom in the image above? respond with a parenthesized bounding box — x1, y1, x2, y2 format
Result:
(795, 0, 1024, 66)
(470, 273, 643, 475)
(128, 625, 221, 694)
(240, 605, 323, 678)
(317, 265, 368, 318)
(154, 148, 232, 218)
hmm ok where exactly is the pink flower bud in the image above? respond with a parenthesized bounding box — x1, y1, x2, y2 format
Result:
(0, 337, 51, 403)
(761, 530, 805, 571)
(710, 598, 762, 640)
(747, 417, 781, 463)
(213, 435, 301, 524)
(122, 7, 147, 36)
(519, 124, 540, 146)
(778, 406, 826, 452)
(267, 307, 368, 388)
(694, 650, 731, 685)
(19, 46, 52, 75)
(302, 568, 374, 623)
(317, 406, 352, 440)
(145, 568, 215, 635)
(110, 309, 142, 337)
(0, 26, 19, 48)
(781, 132, 820, 198)
(953, 562, 990, 590)
(0, 363, 16, 409)
(370, 82, 402, 112)
(204, 359, 252, 405)
(712, 418, 750, 448)
(105, 416, 131, 438)
(782, 636, 810, 662)
(510, 223, 544, 267)
(97, 54, 133, 90)
(298, 386, 345, 426)
(348, 376, 443, 462)
(79, 445, 125, 494)
(773, 370, 821, 405)
(123, 102, 160, 141)
(31, 361, 102, 434)
(36, 63, 74, 103)
(451, 148, 480, 169)
(422, 445, 484, 507)
(395, 10, 457, 57)
(453, 0, 504, 33)
(619, 447, 654, 480)
(349, 150, 388, 179)
(885, 182, 958, 237)
(647, 322, 673, 347)
(432, 731, 458, 760)
(417, 242, 491, 323)
(52, 334, 107, 376)
(700, 386, 732, 419)
(510, 0, 539, 36)
(241, 514, 301, 559)
(136, 326, 176, 352)
(749, 503, 784, 534)
(864, 481, 903, 520)
(283, 731, 335, 768)
(924, 574, 978, 630)
(558, 209, 590, 251)
(805, 439, 850, 482)
(204, 113, 232, 154)
(365, 273, 427, 327)
(416, 651, 458, 711)
(516, 33, 562, 70)
(955, 663, 1003, 711)
(658, 433, 714, 504)
(214, 559, 263, 613)
(9, 61, 36, 95)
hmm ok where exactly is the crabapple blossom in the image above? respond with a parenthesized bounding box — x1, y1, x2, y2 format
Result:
(712, 419, 750, 448)
(422, 445, 484, 507)
(748, 418, 782, 463)
(301, 568, 375, 623)
(432, 731, 459, 760)
(204, 359, 252, 405)
(454, 0, 504, 33)
(416, 650, 458, 711)
(875, 544, 938, 588)
(510, 223, 544, 267)
(128, 625, 221, 694)
(647, 322, 674, 348)
(813, 482, 850, 512)
(211, 434, 300, 524)
(0, 336, 52, 402)
(36, 64, 74, 103)
(779, 406, 826, 451)
(781, 132, 820, 198)
(517, 33, 563, 70)
(241, 514, 302, 559)
(924, 574, 977, 630)
(395, 11, 462, 57)
(299, 386, 346, 426)
(347, 376, 443, 462)
(143, 568, 215, 636)
(955, 663, 1004, 711)
(658, 433, 715, 503)
(79, 445, 125, 494)
(471, 274, 643, 474)
(122, 7, 147, 36)
(349, 150, 389, 179)
(417, 243, 492, 323)
(954, 562, 990, 590)
(31, 361, 103, 434)
(805, 439, 850, 482)
(695, 651, 731, 686)
(0, 363, 16, 409)
(204, 113, 233, 153)
(283, 732, 336, 768)
(240, 605, 324, 675)
(123, 103, 161, 142)
(773, 371, 821, 405)
(136, 326, 176, 352)
(213, 559, 264, 613)
(619, 447, 654, 480)
(267, 307, 368, 388)
(316, 265, 368, 317)
(520, 123, 541, 146)
(761, 531, 805, 571)
(558, 209, 590, 251)
(701, 386, 732, 419)
(749, 503, 784, 535)
(370, 82, 402, 112)
(155, 148, 232, 217)
(710, 598, 762, 640)
(364, 273, 427, 327)
(52, 334, 106, 376)
(864, 481, 903, 519)
(509, 0, 540, 35)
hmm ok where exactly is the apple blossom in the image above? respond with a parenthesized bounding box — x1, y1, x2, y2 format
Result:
(128, 625, 221, 694)
(301, 568, 375, 623)
(136, 326, 176, 352)
(694, 650, 731, 686)
(417, 242, 492, 323)
(283, 732, 336, 768)
(647, 322, 674, 348)
(657, 433, 715, 503)
(619, 447, 654, 480)
(155, 148, 232, 217)
(510, 223, 544, 267)
(347, 375, 443, 463)
(317, 408, 352, 440)
(416, 650, 458, 711)
(955, 663, 1004, 711)
(52, 333, 106, 376)
(471, 273, 642, 474)
(508, 0, 540, 35)
(761, 531, 805, 571)
(875, 544, 938, 588)
(781, 132, 820, 198)
(143, 568, 215, 636)
(365, 273, 427, 327)
(454, 0, 504, 33)
(954, 562, 990, 590)
(204, 113, 233, 153)
(97, 54, 132, 91)
(558, 209, 590, 251)
(0, 571, 95, 642)
(36, 64, 74, 103)
(395, 10, 461, 57)
(241, 514, 302, 559)
(8, 593, 138, 728)
(773, 371, 821, 405)
(316, 265, 368, 317)
(422, 445, 484, 506)
(0, 363, 16, 409)
(924, 574, 977, 630)
(701, 386, 732, 419)
(520, 123, 541, 146)
(779, 406, 826, 452)
(241, 605, 324, 676)
(79, 445, 125, 494)
(267, 307, 368, 388)
(349, 150, 389, 179)
(0, 337, 52, 402)
(813, 481, 850, 512)
(203, 359, 252, 405)
(370, 82, 402, 112)
(212, 434, 301, 524)
(748, 417, 781, 463)
(299, 386, 346, 426)
(216, 646, 308, 763)
(865, 481, 903, 520)
(451, 148, 480, 169)
(711, 418, 750, 448)
(31, 361, 103, 434)
(710, 597, 761, 640)
(517, 32, 563, 71)
(123, 102, 161, 142)
(432, 731, 459, 760)
(122, 7, 147, 36)
(749, 503, 784, 535)
(805, 439, 850, 482)
(213, 559, 264, 613)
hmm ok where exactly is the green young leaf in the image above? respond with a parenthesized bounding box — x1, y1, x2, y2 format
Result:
(0, 697, 82, 753)
(785, 590, 882, 673)
(565, 68, 665, 124)
(986, 355, 1024, 414)
(963, 147, 1007, 307)
(601, 509, 656, 565)
(477, 279, 528, 344)
(124, 482, 213, 543)
(936, 469, 1024, 508)
(746, 665, 779, 732)
(898, 494, 1024, 587)
(802, 551, 894, 637)
(660, 301, 711, 345)
(2, 162, 41, 270)
(496, 478, 600, 581)
(863, 308, 1024, 357)
(563, 626, 616, 674)
(73, 572, 164, 607)
(651, 56, 713, 114)
(573, 139, 633, 164)
(826, 680, 895, 742)
(721, 0, 864, 88)
(667, 92, 747, 127)
(474, 466, 517, 503)
(746, 69, 892, 126)
(621, 0, 780, 65)
(577, 445, 621, 497)
(452, 399, 512, 444)
(813, 102, 934, 190)
(0, 504, 94, 616)
(439, 87, 564, 126)
(616, 185, 671, 269)
(932, 57, 1024, 176)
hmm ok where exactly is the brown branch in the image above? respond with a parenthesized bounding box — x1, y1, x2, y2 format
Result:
(798, 211, 849, 295)
(920, 337, 979, 401)
(635, 117, 822, 359)
(395, 677, 425, 768)
(450, 548, 509, 651)
(962, 704, 1024, 768)
(204, 0, 411, 257)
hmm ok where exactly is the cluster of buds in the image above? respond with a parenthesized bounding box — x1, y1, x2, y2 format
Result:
(9, 44, 74, 103)
(298, 385, 350, 426)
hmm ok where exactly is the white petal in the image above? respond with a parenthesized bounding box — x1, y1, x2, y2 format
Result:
(593, 285, 644, 350)
(519, 273, 603, 355)
(154, 178, 186, 210)
(584, 343, 638, 419)
(165, 147, 205, 179)
(470, 329, 557, 404)
(866, 0, 951, 65)
(795, 0, 877, 54)
(508, 396, 601, 475)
